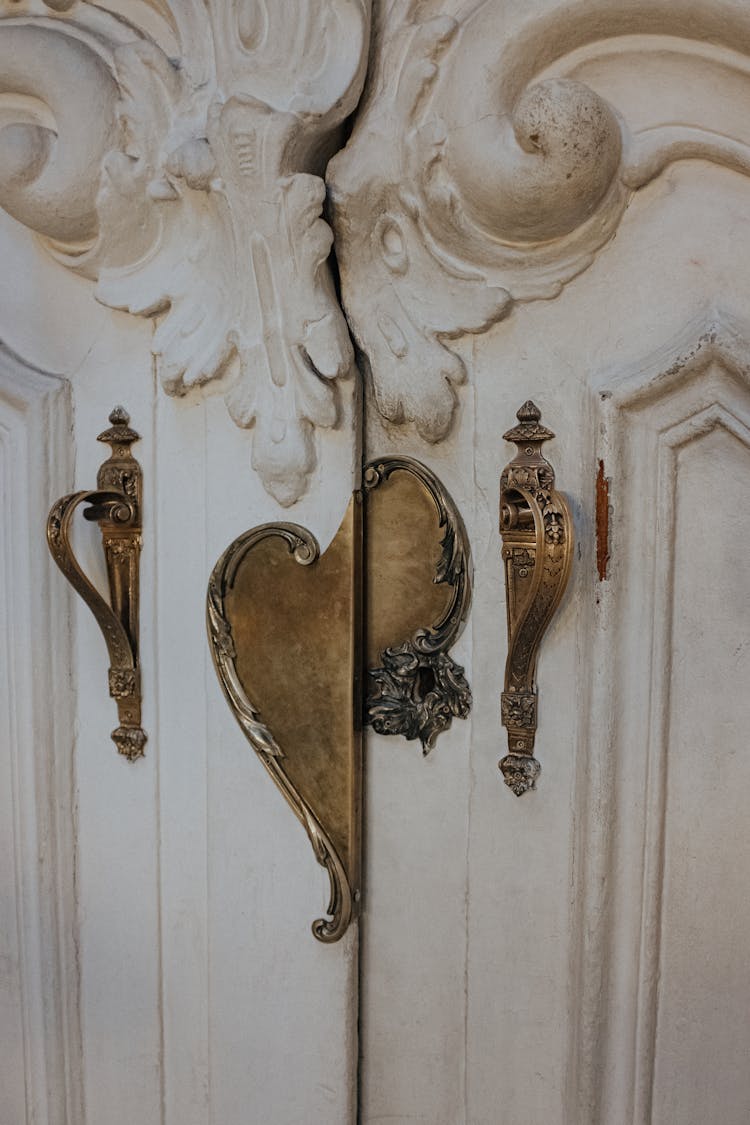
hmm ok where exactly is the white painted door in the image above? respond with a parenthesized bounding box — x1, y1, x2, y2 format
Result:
(330, 4, 750, 1122)
(0, 216, 361, 1124)
(3, 2, 750, 1124)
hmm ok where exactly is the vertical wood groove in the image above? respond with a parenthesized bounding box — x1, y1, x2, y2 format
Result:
(0, 345, 81, 1125)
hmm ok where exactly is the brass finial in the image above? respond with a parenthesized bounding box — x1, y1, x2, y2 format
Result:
(503, 399, 554, 445)
(98, 406, 140, 447)
(109, 405, 130, 426)
(516, 400, 541, 423)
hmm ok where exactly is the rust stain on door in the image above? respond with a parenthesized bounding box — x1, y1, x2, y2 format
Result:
(596, 460, 610, 581)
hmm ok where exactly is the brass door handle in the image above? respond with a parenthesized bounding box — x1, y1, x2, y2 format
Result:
(206, 456, 473, 941)
(46, 408, 146, 760)
(499, 402, 573, 795)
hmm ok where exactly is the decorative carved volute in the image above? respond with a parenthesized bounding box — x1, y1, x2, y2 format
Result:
(8, 0, 750, 479)
(0, 0, 371, 505)
(328, 0, 750, 442)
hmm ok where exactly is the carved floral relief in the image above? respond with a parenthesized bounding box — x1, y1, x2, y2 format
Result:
(328, 0, 750, 443)
(5, 0, 750, 491)
(0, 0, 371, 504)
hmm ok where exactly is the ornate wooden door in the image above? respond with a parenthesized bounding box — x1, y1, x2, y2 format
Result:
(2, 2, 750, 1124)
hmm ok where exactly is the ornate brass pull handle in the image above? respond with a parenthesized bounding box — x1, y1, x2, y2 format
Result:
(46, 408, 145, 761)
(206, 456, 473, 941)
(499, 402, 573, 795)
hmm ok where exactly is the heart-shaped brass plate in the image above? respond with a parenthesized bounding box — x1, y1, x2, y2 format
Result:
(207, 458, 471, 941)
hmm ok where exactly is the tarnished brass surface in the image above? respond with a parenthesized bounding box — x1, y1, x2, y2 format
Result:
(47, 407, 146, 760)
(499, 401, 573, 795)
(206, 456, 472, 941)
(364, 457, 472, 752)
(207, 498, 362, 942)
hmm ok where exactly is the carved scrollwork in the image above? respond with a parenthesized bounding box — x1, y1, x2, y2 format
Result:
(328, 0, 750, 440)
(0, 0, 371, 505)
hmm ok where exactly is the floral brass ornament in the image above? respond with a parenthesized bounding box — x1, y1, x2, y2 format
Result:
(206, 456, 472, 941)
(47, 408, 146, 760)
(499, 402, 572, 795)
(364, 457, 472, 752)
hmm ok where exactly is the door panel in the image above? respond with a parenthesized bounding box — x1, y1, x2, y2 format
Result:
(0, 210, 358, 1124)
(654, 422, 750, 1125)
(356, 162, 750, 1124)
(0, 345, 80, 1125)
(582, 319, 750, 1125)
(3, 3, 750, 1123)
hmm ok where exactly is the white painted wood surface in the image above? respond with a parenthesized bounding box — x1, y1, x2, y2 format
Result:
(341, 5, 750, 1120)
(0, 207, 358, 1125)
(3, 2, 750, 1123)
(0, 341, 80, 1125)
(357, 166, 750, 1125)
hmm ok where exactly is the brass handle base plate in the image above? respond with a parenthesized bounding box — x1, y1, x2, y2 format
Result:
(206, 456, 473, 941)
(207, 500, 362, 943)
(364, 457, 472, 753)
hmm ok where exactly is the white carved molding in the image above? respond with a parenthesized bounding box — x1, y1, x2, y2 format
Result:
(0, 0, 371, 505)
(328, 0, 750, 441)
(0, 343, 82, 1125)
(570, 311, 750, 1123)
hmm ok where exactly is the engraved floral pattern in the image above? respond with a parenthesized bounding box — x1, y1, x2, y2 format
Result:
(109, 668, 137, 699)
(363, 457, 473, 753)
(501, 690, 537, 730)
(367, 642, 471, 753)
(499, 402, 572, 793)
(0, 1, 371, 506)
(500, 753, 541, 797)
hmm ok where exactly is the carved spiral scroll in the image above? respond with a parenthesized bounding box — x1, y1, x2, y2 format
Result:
(0, 2, 372, 506)
(329, 1, 750, 444)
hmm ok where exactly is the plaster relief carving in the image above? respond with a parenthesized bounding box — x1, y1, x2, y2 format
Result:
(0, 0, 371, 505)
(328, 0, 750, 440)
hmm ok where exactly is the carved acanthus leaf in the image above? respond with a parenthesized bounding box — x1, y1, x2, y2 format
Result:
(0, 0, 371, 505)
(329, 12, 511, 441)
(328, 0, 750, 441)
